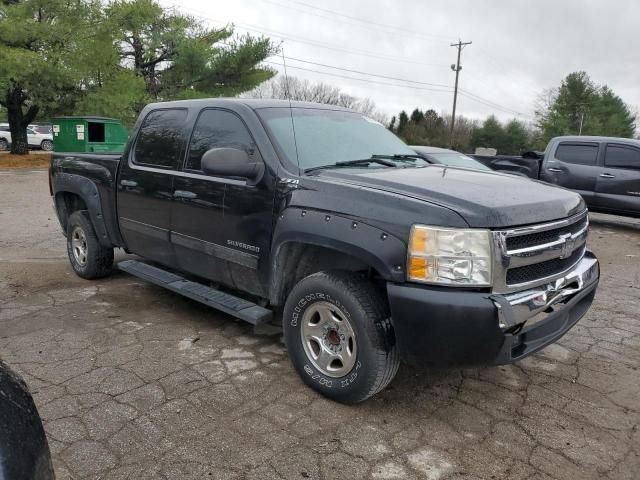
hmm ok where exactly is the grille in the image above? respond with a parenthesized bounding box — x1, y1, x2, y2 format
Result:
(506, 215, 588, 251)
(506, 247, 584, 285)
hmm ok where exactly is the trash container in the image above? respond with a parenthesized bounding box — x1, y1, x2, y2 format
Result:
(51, 116, 129, 153)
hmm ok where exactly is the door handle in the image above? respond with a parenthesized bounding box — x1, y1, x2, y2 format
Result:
(547, 167, 563, 173)
(120, 180, 137, 187)
(599, 173, 616, 179)
(174, 190, 197, 199)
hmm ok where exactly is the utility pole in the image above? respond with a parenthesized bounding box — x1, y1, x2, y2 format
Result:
(449, 40, 472, 147)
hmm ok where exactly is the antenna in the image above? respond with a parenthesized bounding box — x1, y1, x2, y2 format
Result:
(281, 47, 300, 169)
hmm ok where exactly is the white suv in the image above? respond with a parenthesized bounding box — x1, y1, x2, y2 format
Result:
(0, 125, 11, 151)
(0, 123, 54, 151)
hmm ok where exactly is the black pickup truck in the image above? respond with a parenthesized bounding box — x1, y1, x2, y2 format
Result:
(50, 99, 600, 403)
(473, 136, 640, 218)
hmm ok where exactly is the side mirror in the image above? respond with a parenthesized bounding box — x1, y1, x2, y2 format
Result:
(201, 148, 264, 182)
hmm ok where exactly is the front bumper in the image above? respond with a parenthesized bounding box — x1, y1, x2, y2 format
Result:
(387, 251, 599, 367)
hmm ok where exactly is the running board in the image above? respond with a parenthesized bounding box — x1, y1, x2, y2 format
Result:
(118, 260, 272, 325)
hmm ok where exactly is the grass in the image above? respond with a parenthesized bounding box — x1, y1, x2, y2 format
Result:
(0, 152, 51, 169)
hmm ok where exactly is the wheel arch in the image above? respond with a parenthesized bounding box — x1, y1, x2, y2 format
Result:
(52, 173, 113, 247)
(268, 208, 407, 306)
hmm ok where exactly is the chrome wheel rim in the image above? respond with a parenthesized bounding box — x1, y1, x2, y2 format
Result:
(300, 301, 357, 378)
(42, 140, 53, 151)
(71, 226, 88, 266)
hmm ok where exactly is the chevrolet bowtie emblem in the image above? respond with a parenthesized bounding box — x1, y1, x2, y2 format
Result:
(558, 233, 575, 259)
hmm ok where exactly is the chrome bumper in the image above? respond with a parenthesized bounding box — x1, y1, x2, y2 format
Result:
(492, 251, 599, 330)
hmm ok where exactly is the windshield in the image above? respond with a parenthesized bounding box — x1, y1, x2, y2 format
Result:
(427, 152, 492, 171)
(257, 107, 416, 171)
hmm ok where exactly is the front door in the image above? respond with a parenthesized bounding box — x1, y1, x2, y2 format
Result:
(541, 141, 602, 207)
(117, 108, 188, 267)
(594, 142, 640, 215)
(170, 108, 276, 297)
(26, 128, 39, 148)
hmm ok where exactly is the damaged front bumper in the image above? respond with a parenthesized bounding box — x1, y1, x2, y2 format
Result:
(387, 251, 599, 367)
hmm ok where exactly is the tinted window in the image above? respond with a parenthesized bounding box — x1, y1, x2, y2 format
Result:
(185, 109, 256, 171)
(555, 143, 598, 165)
(134, 109, 188, 168)
(605, 144, 640, 169)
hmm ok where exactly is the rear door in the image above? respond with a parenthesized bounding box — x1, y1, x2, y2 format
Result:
(594, 143, 640, 216)
(170, 108, 276, 296)
(541, 141, 602, 206)
(117, 108, 188, 267)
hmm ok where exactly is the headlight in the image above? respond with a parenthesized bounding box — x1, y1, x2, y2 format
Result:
(407, 225, 492, 286)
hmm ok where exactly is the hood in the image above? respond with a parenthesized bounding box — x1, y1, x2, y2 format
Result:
(313, 165, 585, 228)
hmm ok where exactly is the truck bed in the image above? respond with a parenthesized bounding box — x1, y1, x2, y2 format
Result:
(471, 153, 543, 179)
(50, 152, 122, 245)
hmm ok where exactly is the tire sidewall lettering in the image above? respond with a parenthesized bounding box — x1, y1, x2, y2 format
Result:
(291, 292, 360, 390)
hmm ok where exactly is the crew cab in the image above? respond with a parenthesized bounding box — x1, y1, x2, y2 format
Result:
(50, 99, 600, 403)
(474, 136, 640, 218)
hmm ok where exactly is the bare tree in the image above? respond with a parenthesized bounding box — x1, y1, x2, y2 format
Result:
(243, 75, 387, 123)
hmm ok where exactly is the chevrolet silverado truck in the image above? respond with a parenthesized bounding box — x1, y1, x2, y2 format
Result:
(473, 136, 640, 218)
(50, 100, 600, 403)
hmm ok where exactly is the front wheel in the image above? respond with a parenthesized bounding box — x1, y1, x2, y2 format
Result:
(66, 211, 114, 279)
(40, 140, 53, 151)
(0, 139, 8, 151)
(283, 271, 399, 403)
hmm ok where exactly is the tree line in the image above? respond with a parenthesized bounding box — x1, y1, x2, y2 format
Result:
(390, 72, 637, 155)
(0, 0, 277, 153)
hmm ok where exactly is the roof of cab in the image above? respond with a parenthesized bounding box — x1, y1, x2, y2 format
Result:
(144, 98, 354, 112)
(550, 135, 640, 146)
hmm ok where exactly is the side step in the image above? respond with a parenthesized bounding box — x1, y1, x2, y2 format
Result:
(118, 260, 272, 325)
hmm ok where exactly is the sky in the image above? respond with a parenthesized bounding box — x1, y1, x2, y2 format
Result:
(161, 0, 640, 125)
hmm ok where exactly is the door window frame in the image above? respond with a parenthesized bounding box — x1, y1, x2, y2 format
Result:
(181, 107, 264, 177)
(130, 107, 189, 171)
(553, 141, 600, 166)
(604, 142, 640, 170)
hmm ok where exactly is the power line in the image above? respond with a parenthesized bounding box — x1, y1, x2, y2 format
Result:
(458, 89, 535, 119)
(264, 0, 457, 43)
(269, 58, 534, 119)
(173, 4, 447, 69)
(264, 60, 454, 93)
(271, 56, 534, 118)
(284, 56, 452, 89)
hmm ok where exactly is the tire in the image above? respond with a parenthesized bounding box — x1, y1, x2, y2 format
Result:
(283, 271, 399, 404)
(0, 139, 8, 151)
(41, 139, 53, 151)
(66, 211, 114, 279)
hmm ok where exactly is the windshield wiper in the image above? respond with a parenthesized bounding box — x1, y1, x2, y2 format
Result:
(372, 153, 423, 162)
(305, 157, 397, 173)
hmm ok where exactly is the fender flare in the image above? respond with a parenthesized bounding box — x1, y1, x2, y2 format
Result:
(269, 208, 407, 304)
(52, 173, 113, 247)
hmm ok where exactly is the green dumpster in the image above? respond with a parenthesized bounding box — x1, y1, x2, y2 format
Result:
(52, 116, 129, 153)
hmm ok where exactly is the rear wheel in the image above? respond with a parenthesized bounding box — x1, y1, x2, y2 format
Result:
(41, 139, 53, 151)
(0, 139, 8, 151)
(283, 271, 399, 403)
(66, 211, 114, 279)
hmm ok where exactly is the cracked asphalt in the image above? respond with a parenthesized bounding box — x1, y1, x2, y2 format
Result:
(1, 168, 639, 480)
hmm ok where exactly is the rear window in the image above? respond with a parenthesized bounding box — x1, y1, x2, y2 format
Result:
(605, 144, 640, 169)
(555, 143, 598, 165)
(133, 109, 188, 168)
